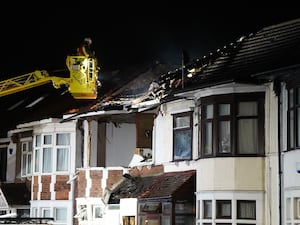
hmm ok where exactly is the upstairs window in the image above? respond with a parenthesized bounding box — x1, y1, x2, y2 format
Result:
(173, 112, 193, 161)
(21, 139, 33, 176)
(200, 93, 264, 158)
(34, 133, 70, 174)
(56, 133, 70, 171)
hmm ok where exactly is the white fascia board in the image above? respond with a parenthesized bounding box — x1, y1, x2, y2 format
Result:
(175, 82, 267, 99)
(16, 118, 62, 129)
(7, 127, 33, 137)
(7, 118, 62, 137)
(63, 110, 130, 120)
(130, 99, 160, 108)
(0, 137, 10, 143)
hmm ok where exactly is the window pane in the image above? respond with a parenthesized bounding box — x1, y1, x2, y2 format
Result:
(174, 130, 191, 160)
(43, 147, 52, 172)
(163, 202, 172, 214)
(139, 215, 160, 225)
(28, 141, 33, 152)
(42, 208, 50, 217)
(219, 104, 230, 116)
(216, 200, 231, 219)
(175, 215, 194, 225)
(238, 102, 257, 116)
(55, 208, 67, 221)
(238, 119, 258, 154)
(175, 116, 190, 128)
(297, 108, 300, 147)
(21, 141, 33, 176)
(289, 89, 294, 107)
(203, 200, 212, 219)
(32, 208, 37, 217)
(44, 135, 52, 145)
(290, 110, 295, 148)
(57, 148, 69, 171)
(36, 135, 41, 147)
(237, 200, 256, 219)
(205, 105, 213, 119)
(218, 121, 231, 153)
(17, 209, 30, 218)
(94, 206, 103, 218)
(22, 143, 27, 152)
(286, 198, 291, 220)
(204, 122, 212, 155)
(56, 133, 70, 145)
(22, 155, 27, 176)
(162, 215, 171, 225)
(27, 154, 32, 174)
(294, 198, 300, 219)
(35, 149, 40, 172)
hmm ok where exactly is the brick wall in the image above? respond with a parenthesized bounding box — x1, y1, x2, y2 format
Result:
(76, 170, 87, 198)
(130, 164, 164, 177)
(90, 170, 103, 197)
(55, 175, 70, 200)
(32, 176, 38, 200)
(106, 170, 123, 190)
(40, 175, 51, 200)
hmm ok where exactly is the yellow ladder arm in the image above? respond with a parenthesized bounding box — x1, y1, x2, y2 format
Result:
(0, 70, 70, 97)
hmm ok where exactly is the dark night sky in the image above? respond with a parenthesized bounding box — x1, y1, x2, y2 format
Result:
(0, 7, 299, 82)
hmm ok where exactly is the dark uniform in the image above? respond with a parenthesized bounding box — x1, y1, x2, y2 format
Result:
(77, 38, 95, 57)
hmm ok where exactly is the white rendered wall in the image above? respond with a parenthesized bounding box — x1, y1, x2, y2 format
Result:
(120, 198, 137, 225)
(6, 140, 16, 182)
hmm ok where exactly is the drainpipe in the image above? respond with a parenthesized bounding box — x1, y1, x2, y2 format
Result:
(83, 119, 91, 168)
(273, 79, 282, 225)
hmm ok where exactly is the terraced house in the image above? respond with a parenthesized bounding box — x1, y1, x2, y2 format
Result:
(0, 18, 300, 225)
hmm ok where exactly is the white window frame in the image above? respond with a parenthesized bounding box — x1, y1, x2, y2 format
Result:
(92, 205, 103, 220)
(21, 138, 33, 177)
(54, 207, 67, 224)
(33, 133, 70, 174)
(295, 198, 300, 219)
(41, 207, 51, 218)
(172, 111, 193, 161)
(55, 133, 70, 172)
(196, 191, 262, 225)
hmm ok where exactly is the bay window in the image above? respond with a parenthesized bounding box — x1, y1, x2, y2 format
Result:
(200, 93, 264, 158)
(198, 199, 257, 224)
(34, 133, 70, 174)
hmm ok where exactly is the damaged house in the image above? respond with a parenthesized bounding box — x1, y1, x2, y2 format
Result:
(1, 17, 300, 225)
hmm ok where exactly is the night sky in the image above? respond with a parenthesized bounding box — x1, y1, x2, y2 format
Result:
(0, 7, 299, 82)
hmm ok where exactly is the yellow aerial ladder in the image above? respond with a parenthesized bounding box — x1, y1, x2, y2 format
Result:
(0, 54, 100, 100)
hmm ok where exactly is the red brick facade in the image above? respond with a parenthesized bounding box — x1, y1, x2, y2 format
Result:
(76, 170, 87, 198)
(41, 175, 51, 200)
(32, 176, 38, 200)
(32, 175, 71, 200)
(130, 164, 164, 177)
(55, 175, 71, 200)
(106, 170, 123, 190)
(90, 170, 103, 197)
